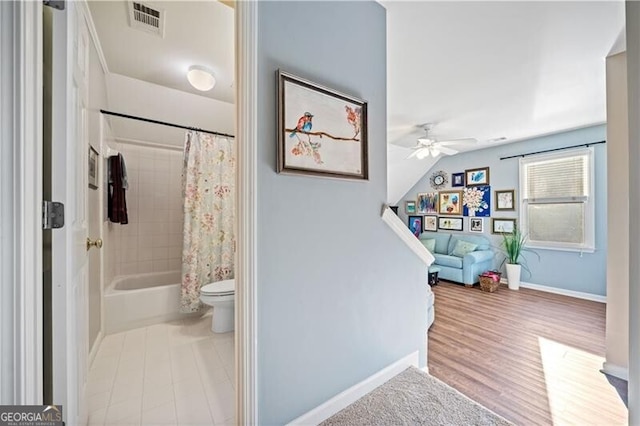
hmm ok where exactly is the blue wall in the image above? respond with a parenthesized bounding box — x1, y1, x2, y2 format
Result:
(400, 125, 607, 296)
(257, 2, 428, 424)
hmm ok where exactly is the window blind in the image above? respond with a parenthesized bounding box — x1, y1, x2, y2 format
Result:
(524, 154, 588, 201)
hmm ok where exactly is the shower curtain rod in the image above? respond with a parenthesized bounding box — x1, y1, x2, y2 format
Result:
(100, 109, 235, 139)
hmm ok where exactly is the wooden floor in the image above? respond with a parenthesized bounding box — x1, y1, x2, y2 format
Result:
(428, 281, 628, 426)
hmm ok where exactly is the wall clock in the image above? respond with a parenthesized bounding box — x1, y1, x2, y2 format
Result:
(430, 170, 448, 190)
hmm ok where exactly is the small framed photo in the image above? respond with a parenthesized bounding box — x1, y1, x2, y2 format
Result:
(423, 215, 438, 232)
(470, 218, 483, 233)
(465, 167, 490, 186)
(88, 146, 99, 190)
(417, 192, 438, 214)
(408, 216, 423, 238)
(451, 172, 465, 187)
(438, 190, 463, 216)
(405, 200, 417, 214)
(492, 218, 517, 235)
(277, 70, 368, 180)
(438, 216, 463, 231)
(495, 189, 516, 211)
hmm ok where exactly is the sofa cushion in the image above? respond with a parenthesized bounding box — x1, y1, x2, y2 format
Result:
(451, 240, 478, 257)
(421, 238, 436, 252)
(433, 253, 463, 269)
(427, 233, 452, 254)
(448, 234, 490, 254)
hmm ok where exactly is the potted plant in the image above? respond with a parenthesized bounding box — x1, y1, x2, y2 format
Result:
(500, 228, 539, 290)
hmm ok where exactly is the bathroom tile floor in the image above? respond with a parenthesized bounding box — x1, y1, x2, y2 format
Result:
(87, 312, 235, 426)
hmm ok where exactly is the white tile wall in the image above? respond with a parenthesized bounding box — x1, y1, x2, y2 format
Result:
(113, 144, 184, 277)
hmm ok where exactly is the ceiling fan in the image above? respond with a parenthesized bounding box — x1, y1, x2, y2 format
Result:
(405, 124, 477, 159)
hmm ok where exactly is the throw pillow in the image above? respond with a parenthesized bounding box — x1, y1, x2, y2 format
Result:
(451, 240, 478, 258)
(421, 239, 436, 252)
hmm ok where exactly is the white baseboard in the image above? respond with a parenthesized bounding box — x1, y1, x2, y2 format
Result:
(499, 278, 606, 303)
(88, 330, 104, 369)
(601, 361, 629, 381)
(288, 351, 420, 425)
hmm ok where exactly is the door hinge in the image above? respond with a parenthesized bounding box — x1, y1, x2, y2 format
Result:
(42, 201, 65, 230)
(43, 1, 65, 10)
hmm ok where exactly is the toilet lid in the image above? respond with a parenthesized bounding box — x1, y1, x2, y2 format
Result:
(201, 279, 234, 296)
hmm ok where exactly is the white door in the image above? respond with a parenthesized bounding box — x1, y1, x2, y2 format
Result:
(50, 3, 90, 425)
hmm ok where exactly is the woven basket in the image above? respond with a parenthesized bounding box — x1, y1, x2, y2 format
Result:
(479, 275, 500, 293)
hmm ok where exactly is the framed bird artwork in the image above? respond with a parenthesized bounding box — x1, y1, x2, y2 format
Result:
(277, 70, 368, 180)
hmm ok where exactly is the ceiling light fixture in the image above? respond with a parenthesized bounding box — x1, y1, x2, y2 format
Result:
(187, 65, 216, 91)
(416, 149, 429, 160)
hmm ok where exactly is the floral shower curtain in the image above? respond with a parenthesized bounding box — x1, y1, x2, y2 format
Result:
(181, 131, 235, 313)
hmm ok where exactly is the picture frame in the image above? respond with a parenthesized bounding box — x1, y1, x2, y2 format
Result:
(451, 172, 465, 187)
(423, 215, 438, 232)
(492, 218, 517, 235)
(430, 170, 448, 190)
(88, 146, 99, 190)
(463, 185, 491, 217)
(417, 192, 438, 214)
(405, 200, 417, 214)
(277, 70, 368, 180)
(438, 216, 463, 232)
(408, 216, 423, 238)
(465, 167, 490, 186)
(469, 218, 483, 233)
(438, 190, 463, 216)
(495, 189, 516, 211)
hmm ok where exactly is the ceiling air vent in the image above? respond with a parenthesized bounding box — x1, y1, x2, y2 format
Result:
(128, 1, 165, 38)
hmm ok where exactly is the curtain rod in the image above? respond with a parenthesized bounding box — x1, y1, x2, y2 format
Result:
(499, 140, 606, 160)
(100, 109, 235, 139)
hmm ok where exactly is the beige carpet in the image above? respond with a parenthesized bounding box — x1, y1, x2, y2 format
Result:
(320, 367, 513, 426)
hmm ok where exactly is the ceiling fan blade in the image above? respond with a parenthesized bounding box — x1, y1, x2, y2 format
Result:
(437, 146, 459, 156)
(406, 149, 421, 159)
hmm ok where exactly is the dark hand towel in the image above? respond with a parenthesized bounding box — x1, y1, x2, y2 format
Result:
(108, 154, 128, 224)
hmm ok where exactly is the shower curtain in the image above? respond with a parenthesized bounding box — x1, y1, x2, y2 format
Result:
(180, 131, 235, 313)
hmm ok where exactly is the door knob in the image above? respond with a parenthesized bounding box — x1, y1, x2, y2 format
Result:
(86, 238, 103, 251)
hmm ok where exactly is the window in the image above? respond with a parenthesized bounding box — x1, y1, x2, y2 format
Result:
(519, 147, 594, 252)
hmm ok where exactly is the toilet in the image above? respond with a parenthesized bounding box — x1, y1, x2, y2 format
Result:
(199, 279, 235, 333)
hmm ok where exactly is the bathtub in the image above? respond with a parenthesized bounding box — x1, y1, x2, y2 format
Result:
(105, 271, 197, 333)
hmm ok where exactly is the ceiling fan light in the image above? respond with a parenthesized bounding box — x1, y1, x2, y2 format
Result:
(418, 137, 434, 145)
(187, 65, 216, 91)
(416, 149, 429, 159)
(430, 146, 441, 157)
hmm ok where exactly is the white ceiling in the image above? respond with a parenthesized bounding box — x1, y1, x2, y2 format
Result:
(384, 0, 624, 203)
(88, 0, 234, 104)
(385, 1, 623, 145)
(86, 1, 625, 203)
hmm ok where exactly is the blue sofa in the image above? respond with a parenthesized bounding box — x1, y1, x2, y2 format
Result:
(420, 232, 494, 286)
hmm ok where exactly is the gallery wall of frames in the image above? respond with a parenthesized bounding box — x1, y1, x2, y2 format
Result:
(392, 124, 607, 296)
(402, 167, 516, 236)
